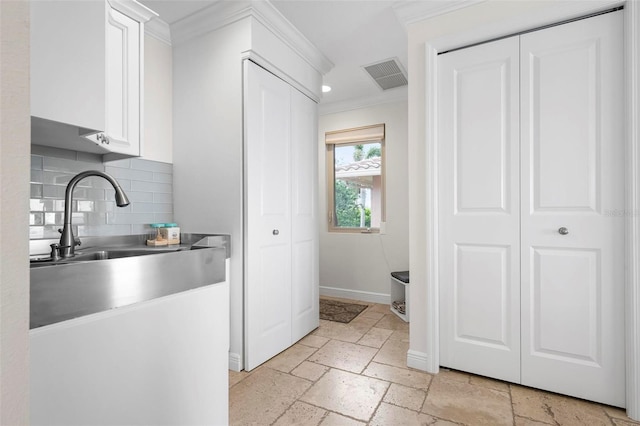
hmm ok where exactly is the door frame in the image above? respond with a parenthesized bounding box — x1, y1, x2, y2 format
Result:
(421, 0, 640, 418)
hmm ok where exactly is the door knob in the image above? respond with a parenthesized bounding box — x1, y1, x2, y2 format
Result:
(558, 227, 569, 235)
(272, 229, 279, 235)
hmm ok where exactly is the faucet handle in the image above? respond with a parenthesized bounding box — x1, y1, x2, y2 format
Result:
(50, 243, 62, 261)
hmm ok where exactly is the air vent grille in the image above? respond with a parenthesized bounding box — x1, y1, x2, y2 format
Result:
(363, 59, 407, 90)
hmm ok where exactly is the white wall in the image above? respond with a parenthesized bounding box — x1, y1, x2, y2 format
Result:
(0, 1, 30, 423)
(173, 18, 251, 371)
(173, 8, 325, 371)
(318, 100, 409, 302)
(143, 35, 172, 164)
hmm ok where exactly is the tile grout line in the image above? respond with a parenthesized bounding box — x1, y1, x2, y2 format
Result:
(508, 383, 517, 426)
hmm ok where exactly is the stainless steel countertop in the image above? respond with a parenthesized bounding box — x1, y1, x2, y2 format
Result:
(30, 233, 231, 259)
(30, 234, 230, 329)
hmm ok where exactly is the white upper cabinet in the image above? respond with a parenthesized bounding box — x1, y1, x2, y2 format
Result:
(30, 0, 157, 157)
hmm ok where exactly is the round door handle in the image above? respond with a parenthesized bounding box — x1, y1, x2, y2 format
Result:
(558, 227, 569, 235)
(272, 229, 279, 235)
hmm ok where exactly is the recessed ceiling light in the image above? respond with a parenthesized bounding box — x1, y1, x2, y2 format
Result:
(322, 85, 332, 93)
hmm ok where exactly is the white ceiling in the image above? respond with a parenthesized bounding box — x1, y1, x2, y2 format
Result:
(138, 0, 410, 109)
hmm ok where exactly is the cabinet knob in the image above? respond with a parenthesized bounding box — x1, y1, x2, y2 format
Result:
(272, 229, 279, 236)
(97, 133, 110, 145)
(558, 227, 569, 235)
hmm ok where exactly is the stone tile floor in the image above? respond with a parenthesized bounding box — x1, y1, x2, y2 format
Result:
(229, 297, 640, 425)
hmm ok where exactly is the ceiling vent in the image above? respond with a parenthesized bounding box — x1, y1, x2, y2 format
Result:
(363, 58, 408, 90)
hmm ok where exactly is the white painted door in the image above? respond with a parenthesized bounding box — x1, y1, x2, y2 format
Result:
(244, 61, 293, 370)
(290, 88, 320, 342)
(439, 11, 625, 406)
(438, 36, 522, 383)
(520, 11, 625, 407)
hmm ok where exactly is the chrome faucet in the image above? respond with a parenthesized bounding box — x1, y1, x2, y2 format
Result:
(55, 170, 130, 258)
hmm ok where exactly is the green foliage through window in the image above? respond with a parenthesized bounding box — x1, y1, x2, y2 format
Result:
(334, 180, 371, 228)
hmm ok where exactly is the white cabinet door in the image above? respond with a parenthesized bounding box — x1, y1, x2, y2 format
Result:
(30, 0, 148, 157)
(438, 36, 522, 383)
(520, 11, 625, 407)
(438, 10, 625, 406)
(83, 6, 142, 156)
(290, 88, 319, 342)
(31, 0, 106, 131)
(104, 7, 141, 156)
(244, 61, 293, 370)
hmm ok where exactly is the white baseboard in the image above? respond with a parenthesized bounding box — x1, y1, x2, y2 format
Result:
(229, 352, 243, 372)
(320, 286, 390, 305)
(407, 349, 432, 373)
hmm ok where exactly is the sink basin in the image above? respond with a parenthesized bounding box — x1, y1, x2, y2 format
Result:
(30, 247, 184, 267)
(69, 248, 183, 261)
(30, 238, 229, 329)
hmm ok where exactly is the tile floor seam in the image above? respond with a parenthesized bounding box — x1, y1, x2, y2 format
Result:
(284, 366, 327, 400)
(508, 383, 516, 426)
(380, 392, 425, 414)
(293, 399, 369, 425)
(267, 399, 298, 426)
(513, 413, 555, 426)
(366, 381, 392, 424)
(305, 396, 370, 424)
(322, 408, 370, 425)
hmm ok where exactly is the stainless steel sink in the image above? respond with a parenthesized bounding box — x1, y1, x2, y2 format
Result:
(30, 248, 183, 267)
(30, 234, 231, 329)
(69, 248, 184, 262)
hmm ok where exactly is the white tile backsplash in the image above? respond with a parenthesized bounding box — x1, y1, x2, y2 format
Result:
(29, 147, 173, 239)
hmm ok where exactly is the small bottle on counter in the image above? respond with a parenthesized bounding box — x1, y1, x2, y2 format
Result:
(147, 223, 168, 246)
(160, 223, 180, 245)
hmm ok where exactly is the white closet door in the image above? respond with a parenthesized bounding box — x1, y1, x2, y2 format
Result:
(290, 88, 319, 342)
(438, 36, 522, 383)
(520, 11, 625, 406)
(244, 61, 292, 370)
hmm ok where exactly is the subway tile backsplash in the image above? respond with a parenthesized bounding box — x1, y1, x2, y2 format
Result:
(29, 146, 173, 239)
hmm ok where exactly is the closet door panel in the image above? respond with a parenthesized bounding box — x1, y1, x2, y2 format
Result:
(290, 88, 319, 342)
(455, 63, 512, 213)
(520, 11, 625, 406)
(244, 61, 292, 370)
(530, 247, 600, 360)
(438, 36, 521, 383)
(454, 244, 513, 346)
(527, 37, 598, 212)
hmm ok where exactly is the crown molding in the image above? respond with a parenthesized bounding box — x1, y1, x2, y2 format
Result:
(171, 0, 333, 75)
(108, 0, 158, 23)
(145, 17, 171, 45)
(170, 0, 251, 46)
(251, 0, 333, 75)
(393, 0, 487, 27)
(318, 86, 407, 116)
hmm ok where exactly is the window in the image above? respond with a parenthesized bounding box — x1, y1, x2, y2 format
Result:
(326, 124, 385, 233)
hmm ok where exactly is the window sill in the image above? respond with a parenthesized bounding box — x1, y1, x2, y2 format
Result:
(328, 227, 380, 234)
